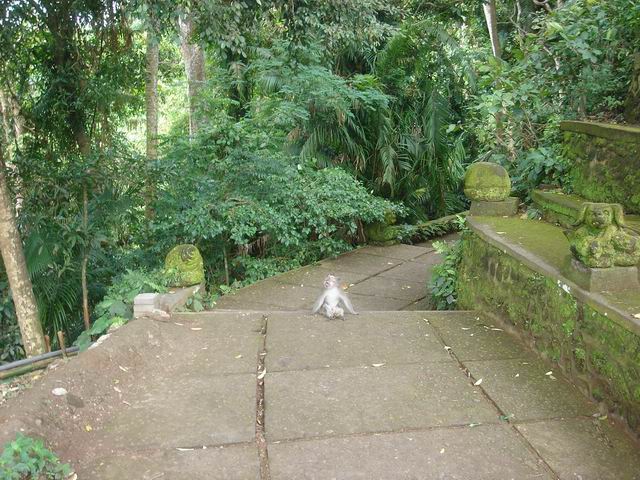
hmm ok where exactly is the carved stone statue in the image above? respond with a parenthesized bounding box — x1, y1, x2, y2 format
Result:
(565, 203, 640, 268)
(164, 244, 205, 286)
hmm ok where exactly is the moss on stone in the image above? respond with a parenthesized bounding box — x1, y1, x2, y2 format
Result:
(565, 203, 640, 268)
(164, 244, 205, 287)
(457, 232, 640, 434)
(365, 209, 400, 245)
(463, 162, 512, 202)
(364, 223, 399, 245)
(562, 128, 640, 214)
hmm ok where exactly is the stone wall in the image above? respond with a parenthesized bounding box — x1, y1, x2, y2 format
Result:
(457, 232, 640, 434)
(561, 121, 640, 214)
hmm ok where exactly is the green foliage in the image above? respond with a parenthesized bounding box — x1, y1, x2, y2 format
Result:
(2, 0, 639, 360)
(74, 269, 169, 350)
(470, 0, 639, 181)
(399, 214, 466, 243)
(0, 434, 72, 480)
(154, 133, 398, 289)
(506, 146, 570, 200)
(429, 238, 463, 310)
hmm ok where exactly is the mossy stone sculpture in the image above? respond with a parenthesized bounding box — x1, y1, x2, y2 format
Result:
(365, 210, 399, 246)
(464, 162, 511, 202)
(564, 203, 640, 268)
(164, 244, 205, 287)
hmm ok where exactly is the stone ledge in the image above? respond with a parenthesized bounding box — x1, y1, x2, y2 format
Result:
(560, 120, 640, 142)
(133, 284, 201, 318)
(466, 217, 640, 336)
(532, 189, 640, 234)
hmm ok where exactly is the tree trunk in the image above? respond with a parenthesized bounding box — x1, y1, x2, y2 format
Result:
(7, 93, 24, 139)
(81, 184, 90, 331)
(179, 16, 205, 137)
(0, 142, 45, 357)
(483, 0, 501, 59)
(145, 29, 159, 217)
(0, 92, 12, 145)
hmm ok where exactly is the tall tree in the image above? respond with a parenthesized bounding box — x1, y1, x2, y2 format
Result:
(145, 7, 160, 217)
(483, 0, 501, 58)
(0, 140, 45, 357)
(179, 15, 205, 136)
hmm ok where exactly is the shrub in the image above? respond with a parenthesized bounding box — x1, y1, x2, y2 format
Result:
(74, 269, 170, 350)
(429, 238, 463, 310)
(0, 434, 73, 480)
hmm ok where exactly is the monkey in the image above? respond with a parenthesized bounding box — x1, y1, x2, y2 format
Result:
(312, 274, 358, 320)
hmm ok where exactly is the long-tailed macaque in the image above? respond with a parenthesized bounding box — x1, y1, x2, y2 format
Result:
(312, 274, 358, 319)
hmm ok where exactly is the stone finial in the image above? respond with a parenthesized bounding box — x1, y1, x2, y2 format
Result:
(565, 203, 640, 268)
(464, 162, 511, 202)
(464, 162, 517, 216)
(164, 244, 205, 286)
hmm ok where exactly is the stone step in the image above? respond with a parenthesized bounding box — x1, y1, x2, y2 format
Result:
(532, 189, 640, 233)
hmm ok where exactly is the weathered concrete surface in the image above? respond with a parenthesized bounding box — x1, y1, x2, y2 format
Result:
(428, 311, 538, 362)
(465, 359, 596, 421)
(86, 444, 260, 480)
(214, 243, 438, 311)
(516, 418, 640, 480)
(2, 240, 639, 479)
(269, 425, 551, 480)
(265, 362, 498, 441)
(266, 312, 451, 372)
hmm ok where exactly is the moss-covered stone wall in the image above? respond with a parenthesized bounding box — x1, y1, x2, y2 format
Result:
(561, 121, 640, 214)
(458, 232, 640, 433)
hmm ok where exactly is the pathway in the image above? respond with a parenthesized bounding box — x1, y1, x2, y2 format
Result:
(2, 240, 640, 479)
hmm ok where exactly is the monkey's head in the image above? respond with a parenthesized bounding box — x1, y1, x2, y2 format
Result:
(323, 274, 340, 289)
(574, 202, 626, 230)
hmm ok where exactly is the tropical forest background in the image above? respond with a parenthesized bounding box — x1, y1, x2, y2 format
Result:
(0, 0, 638, 361)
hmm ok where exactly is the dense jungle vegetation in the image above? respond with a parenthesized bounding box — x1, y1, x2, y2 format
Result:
(0, 0, 638, 361)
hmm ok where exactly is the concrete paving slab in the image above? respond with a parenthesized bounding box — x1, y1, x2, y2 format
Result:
(215, 282, 319, 310)
(402, 297, 434, 310)
(83, 444, 260, 480)
(266, 312, 452, 371)
(320, 252, 402, 275)
(349, 293, 412, 311)
(410, 252, 444, 265)
(271, 266, 370, 288)
(516, 418, 640, 480)
(265, 363, 498, 441)
(429, 313, 535, 361)
(213, 297, 284, 311)
(378, 260, 433, 282)
(348, 276, 426, 301)
(96, 372, 256, 448)
(357, 244, 429, 260)
(465, 359, 597, 421)
(269, 425, 552, 480)
(146, 315, 263, 374)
